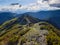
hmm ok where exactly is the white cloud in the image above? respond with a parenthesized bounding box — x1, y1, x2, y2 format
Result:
(0, 0, 60, 13)
(49, 0, 60, 4)
(48, 0, 60, 7)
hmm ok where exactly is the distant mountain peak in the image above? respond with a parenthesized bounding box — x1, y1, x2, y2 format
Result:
(18, 14, 40, 25)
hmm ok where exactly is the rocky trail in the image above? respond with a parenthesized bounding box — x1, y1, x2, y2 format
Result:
(18, 24, 49, 45)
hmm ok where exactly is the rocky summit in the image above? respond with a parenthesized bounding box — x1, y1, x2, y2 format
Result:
(0, 15, 60, 45)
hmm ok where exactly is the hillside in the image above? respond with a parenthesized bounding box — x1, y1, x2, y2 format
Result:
(0, 12, 16, 24)
(0, 10, 60, 28)
(20, 10, 60, 29)
(0, 15, 60, 45)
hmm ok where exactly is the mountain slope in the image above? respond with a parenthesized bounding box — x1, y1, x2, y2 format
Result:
(17, 10, 60, 28)
(0, 15, 40, 36)
(0, 10, 60, 29)
(17, 14, 40, 25)
(0, 15, 60, 45)
(0, 12, 16, 24)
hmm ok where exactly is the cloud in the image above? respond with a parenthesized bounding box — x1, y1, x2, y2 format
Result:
(50, 4, 60, 8)
(49, 0, 60, 4)
(0, 0, 60, 13)
(20, 0, 60, 11)
(42, 0, 60, 4)
(41, 0, 60, 8)
(48, 0, 60, 8)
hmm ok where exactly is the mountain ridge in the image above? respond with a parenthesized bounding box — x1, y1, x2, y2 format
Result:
(0, 10, 60, 28)
(0, 12, 16, 25)
(0, 14, 60, 45)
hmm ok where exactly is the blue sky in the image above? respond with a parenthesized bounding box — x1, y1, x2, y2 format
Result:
(0, 0, 59, 6)
(0, 0, 19, 5)
(0, 0, 36, 5)
(0, 0, 60, 13)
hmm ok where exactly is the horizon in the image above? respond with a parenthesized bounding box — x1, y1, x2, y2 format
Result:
(0, 0, 60, 45)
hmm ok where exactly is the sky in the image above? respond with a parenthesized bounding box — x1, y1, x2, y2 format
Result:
(0, 0, 36, 5)
(0, 0, 60, 13)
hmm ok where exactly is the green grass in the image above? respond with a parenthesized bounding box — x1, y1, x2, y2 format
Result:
(0, 19, 60, 45)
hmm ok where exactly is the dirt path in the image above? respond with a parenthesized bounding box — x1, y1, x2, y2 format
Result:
(18, 26, 48, 45)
